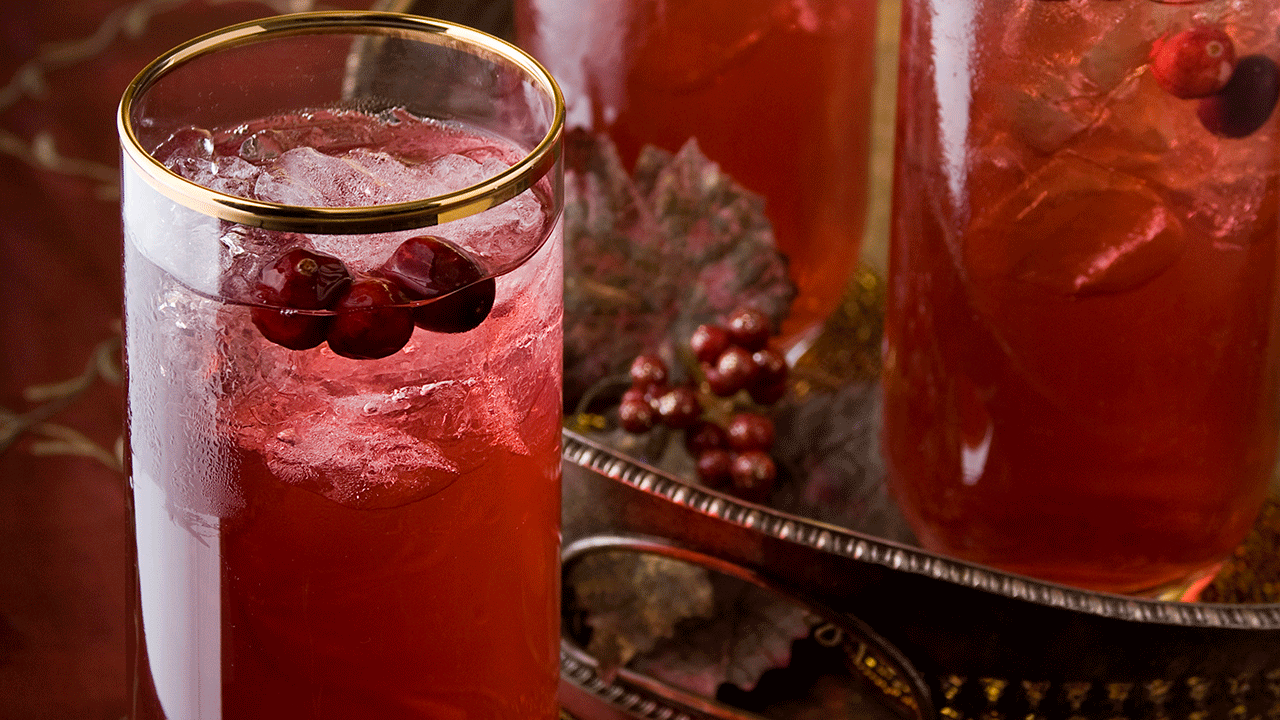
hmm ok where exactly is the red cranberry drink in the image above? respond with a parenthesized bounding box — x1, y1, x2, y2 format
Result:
(884, 0, 1280, 594)
(119, 14, 564, 718)
(516, 0, 880, 346)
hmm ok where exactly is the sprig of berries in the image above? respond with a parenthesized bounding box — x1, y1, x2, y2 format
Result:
(249, 235, 494, 359)
(618, 307, 788, 502)
(1149, 24, 1279, 138)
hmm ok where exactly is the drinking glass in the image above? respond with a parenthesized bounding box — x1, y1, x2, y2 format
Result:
(515, 0, 880, 347)
(118, 12, 564, 718)
(883, 0, 1280, 595)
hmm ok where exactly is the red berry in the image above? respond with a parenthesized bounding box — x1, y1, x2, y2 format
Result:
(251, 247, 352, 350)
(689, 324, 731, 364)
(706, 346, 755, 396)
(618, 390, 657, 433)
(655, 385, 702, 429)
(730, 450, 777, 501)
(725, 307, 771, 351)
(629, 354, 669, 389)
(251, 306, 331, 350)
(1150, 25, 1236, 99)
(695, 448, 733, 488)
(751, 347, 788, 388)
(379, 235, 495, 334)
(684, 420, 728, 455)
(1198, 54, 1280, 138)
(726, 413, 775, 452)
(620, 386, 658, 411)
(326, 277, 415, 359)
(749, 380, 788, 406)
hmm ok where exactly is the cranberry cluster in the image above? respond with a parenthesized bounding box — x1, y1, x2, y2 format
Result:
(618, 307, 788, 502)
(1149, 25, 1279, 138)
(250, 235, 494, 359)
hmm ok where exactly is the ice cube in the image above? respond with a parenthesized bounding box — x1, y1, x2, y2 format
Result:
(1008, 83, 1098, 155)
(442, 188, 548, 270)
(252, 406, 461, 510)
(1079, 7, 1154, 94)
(254, 147, 373, 207)
(965, 154, 1186, 297)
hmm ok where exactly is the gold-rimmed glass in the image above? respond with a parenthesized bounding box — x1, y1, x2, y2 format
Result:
(120, 12, 564, 718)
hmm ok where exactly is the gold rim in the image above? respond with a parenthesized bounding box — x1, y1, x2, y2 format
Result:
(117, 11, 564, 234)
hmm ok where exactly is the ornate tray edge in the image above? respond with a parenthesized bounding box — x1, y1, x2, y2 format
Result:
(561, 428, 1280, 631)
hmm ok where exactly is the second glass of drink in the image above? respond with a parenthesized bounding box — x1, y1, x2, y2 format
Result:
(883, 0, 1280, 595)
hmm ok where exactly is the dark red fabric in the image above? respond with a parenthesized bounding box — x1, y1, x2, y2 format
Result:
(0, 3, 378, 717)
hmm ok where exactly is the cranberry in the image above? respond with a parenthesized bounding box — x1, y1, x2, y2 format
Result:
(689, 324, 731, 364)
(695, 449, 733, 489)
(250, 306, 330, 350)
(726, 413, 775, 452)
(730, 450, 777, 501)
(250, 247, 352, 350)
(629, 353, 670, 389)
(655, 384, 702, 429)
(326, 277, 415, 359)
(725, 307, 771, 351)
(684, 420, 728, 456)
(706, 346, 755, 396)
(1150, 25, 1236, 99)
(380, 235, 495, 334)
(618, 389, 657, 433)
(750, 347, 788, 388)
(1198, 54, 1280, 138)
(749, 379, 788, 406)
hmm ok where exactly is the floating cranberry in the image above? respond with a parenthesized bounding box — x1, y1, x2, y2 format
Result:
(326, 277, 415, 360)
(695, 449, 733, 489)
(250, 306, 329, 351)
(1150, 25, 1236, 99)
(618, 388, 658, 433)
(380, 235, 495, 334)
(690, 324, 731, 364)
(726, 413, 775, 452)
(730, 450, 777, 501)
(655, 385, 702, 429)
(629, 353, 669, 390)
(250, 247, 352, 350)
(725, 307, 771, 351)
(1198, 54, 1280, 138)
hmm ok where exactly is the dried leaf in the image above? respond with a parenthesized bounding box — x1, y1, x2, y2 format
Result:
(562, 130, 796, 407)
(568, 551, 715, 672)
(628, 571, 812, 696)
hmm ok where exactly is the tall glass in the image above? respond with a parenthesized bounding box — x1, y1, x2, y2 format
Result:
(515, 0, 880, 346)
(118, 13, 564, 718)
(883, 0, 1280, 595)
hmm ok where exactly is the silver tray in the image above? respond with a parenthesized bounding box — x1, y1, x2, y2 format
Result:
(558, 428, 1280, 720)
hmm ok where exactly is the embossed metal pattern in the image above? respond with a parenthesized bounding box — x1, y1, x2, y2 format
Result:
(560, 428, 1280, 719)
(562, 430, 1280, 629)
(559, 534, 934, 720)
